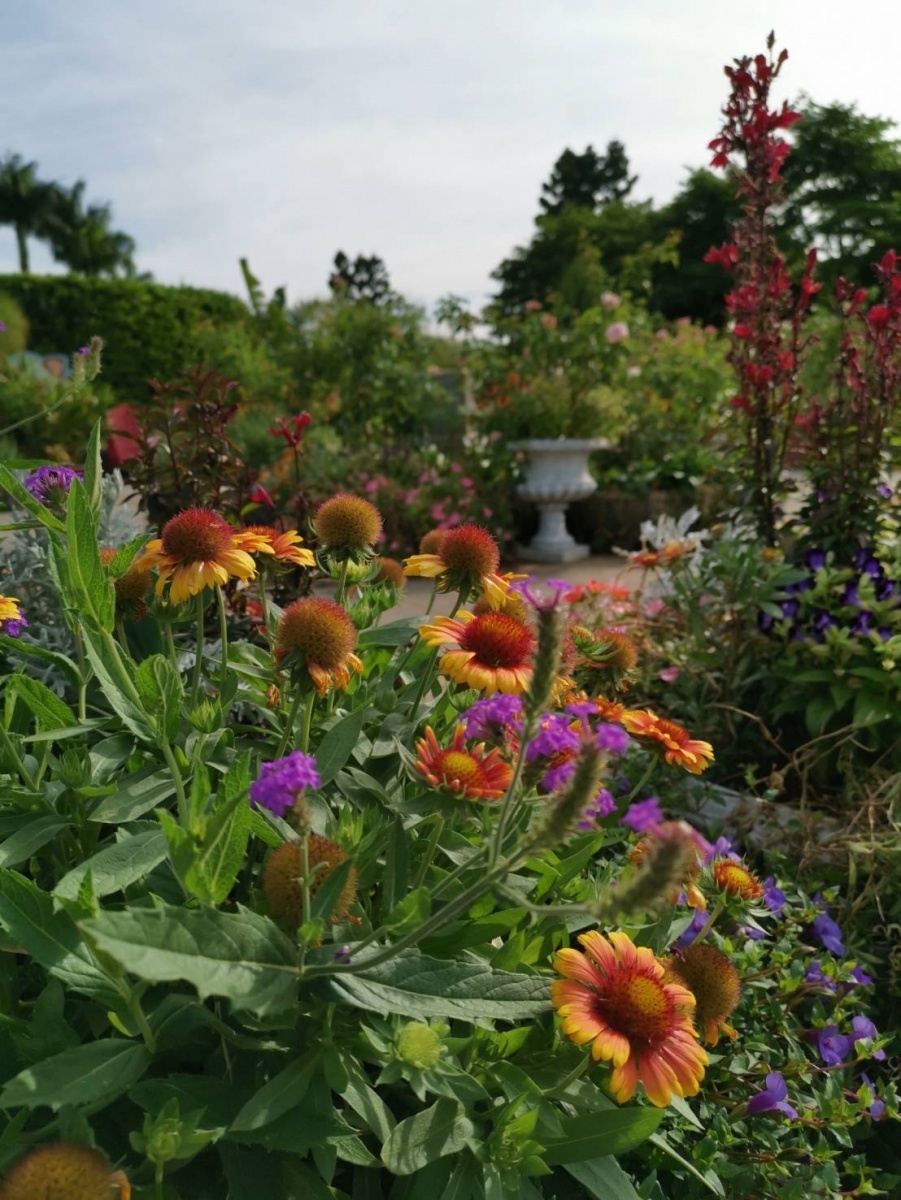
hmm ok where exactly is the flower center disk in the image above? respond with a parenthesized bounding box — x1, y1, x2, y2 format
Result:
(161, 508, 234, 563)
(460, 612, 536, 667)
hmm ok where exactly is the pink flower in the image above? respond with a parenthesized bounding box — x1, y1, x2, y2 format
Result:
(605, 322, 630, 344)
(658, 666, 681, 683)
(430, 504, 446, 521)
(600, 291, 621, 309)
(540, 313, 558, 331)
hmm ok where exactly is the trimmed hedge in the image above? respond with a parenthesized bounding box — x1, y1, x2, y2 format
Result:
(0, 274, 249, 397)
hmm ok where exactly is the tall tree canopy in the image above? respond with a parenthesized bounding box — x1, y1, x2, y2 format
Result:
(0, 154, 136, 277)
(492, 100, 901, 324)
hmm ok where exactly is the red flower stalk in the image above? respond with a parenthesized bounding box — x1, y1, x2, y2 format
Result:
(705, 36, 818, 544)
(268, 412, 312, 449)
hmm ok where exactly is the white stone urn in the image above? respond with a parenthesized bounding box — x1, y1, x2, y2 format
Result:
(515, 437, 608, 562)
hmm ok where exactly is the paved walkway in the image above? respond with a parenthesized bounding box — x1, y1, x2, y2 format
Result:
(372, 553, 631, 621)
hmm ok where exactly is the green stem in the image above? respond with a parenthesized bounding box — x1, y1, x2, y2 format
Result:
(622, 757, 657, 806)
(258, 573, 275, 650)
(299, 688, 316, 754)
(692, 900, 724, 946)
(73, 628, 88, 723)
(300, 832, 313, 938)
(216, 585, 230, 695)
(0, 721, 39, 791)
(159, 737, 189, 826)
(275, 687, 305, 758)
(542, 1056, 590, 1098)
(412, 816, 444, 891)
(163, 620, 179, 672)
(408, 647, 440, 724)
(335, 558, 351, 608)
(189, 592, 207, 710)
(491, 706, 539, 866)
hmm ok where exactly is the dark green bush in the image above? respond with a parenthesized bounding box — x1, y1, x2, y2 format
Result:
(0, 274, 248, 397)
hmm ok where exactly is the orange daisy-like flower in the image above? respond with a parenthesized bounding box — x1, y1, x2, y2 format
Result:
(473, 573, 529, 622)
(275, 597, 363, 694)
(662, 944, 741, 1047)
(620, 710, 714, 775)
(241, 525, 316, 568)
(552, 930, 707, 1108)
(414, 725, 514, 800)
(138, 508, 269, 604)
(420, 609, 535, 694)
(595, 696, 627, 724)
(629, 540, 697, 569)
(712, 859, 764, 902)
(0, 594, 26, 627)
(405, 523, 503, 595)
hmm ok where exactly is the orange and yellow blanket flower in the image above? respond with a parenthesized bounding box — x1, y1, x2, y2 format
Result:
(405, 523, 504, 595)
(552, 929, 707, 1107)
(620, 709, 714, 775)
(138, 508, 271, 604)
(275, 597, 363, 695)
(414, 725, 513, 800)
(241, 525, 316, 568)
(419, 609, 535, 694)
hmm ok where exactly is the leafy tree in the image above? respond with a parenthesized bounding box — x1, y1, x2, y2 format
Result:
(0, 153, 59, 273)
(781, 99, 901, 289)
(330, 251, 392, 304)
(539, 140, 637, 214)
(45, 181, 136, 278)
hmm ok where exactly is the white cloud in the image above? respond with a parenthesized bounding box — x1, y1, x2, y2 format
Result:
(1, 0, 900, 310)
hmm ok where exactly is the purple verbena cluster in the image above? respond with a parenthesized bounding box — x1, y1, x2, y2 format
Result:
(24, 465, 84, 507)
(249, 751, 321, 817)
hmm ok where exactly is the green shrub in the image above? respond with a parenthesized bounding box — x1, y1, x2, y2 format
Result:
(0, 290, 28, 358)
(0, 274, 248, 396)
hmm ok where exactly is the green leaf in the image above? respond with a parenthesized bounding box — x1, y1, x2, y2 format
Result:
(135, 654, 184, 743)
(0, 637, 82, 690)
(82, 902, 299, 1015)
(89, 766, 176, 824)
(381, 1098, 475, 1176)
(79, 624, 154, 742)
(104, 534, 149, 578)
(5, 675, 76, 731)
(563, 1159, 641, 1200)
(0, 1039, 151, 1111)
(541, 1108, 664, 1165)
(316, 707, 368, 785)
(328, 951, 551, 1021)
(229, 1051, 319, 1132)
(82, 418, 103, 519)
(0, 870, 118, 1006)
(66, 480, 115, 632)
(0, 463, 66, 531)
(340, 1058, 396, 1143)
(310, 857, 355, 923)
(648, 1133, 725, 1196)
(0, 816, 70, 869)
(359, 616, 423, 647)
(805, 693, 835, 737)
(54, 830, 168, 901)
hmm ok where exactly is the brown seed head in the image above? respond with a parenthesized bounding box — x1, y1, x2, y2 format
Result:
(263, 836, 358, 926)
(0, 1142, 128, 1200)
(313, 494, 382, 550)
(275, 597, 356, 668)
(160, 508, 233, 562)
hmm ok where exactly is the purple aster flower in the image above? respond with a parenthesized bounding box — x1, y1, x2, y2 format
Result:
(249, 751, 321, 817)
(805, 960, 837, 993)
(849, 965, 873, 987)
(702, 834, 738, 865)
(462, 694, 523, 742)
(811, 904, 845, 956)
(674, 907, 711, 949)
(851, 1016, 886, 1060)
(763, 877, 786, 915)
(527, 713, 579, 761)
(815, 1025, 852, 1066)
(0, 615, 29, 638)
(595, 722, 629, 755)
(746, 1073, 798, 1119)
(577, 786, 616, 831)
(620, 795, 663, 832)
(24, 465, 83, 506)
(859, 1074, 886, 1119)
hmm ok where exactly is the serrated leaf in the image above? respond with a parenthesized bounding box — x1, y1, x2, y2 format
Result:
(0, 816, 70, 869)
(316, 707, 368, 785)
(89, 765, 176, 824)
(0, 1039, 151, 1110)
(328, 951, 551, 1020)
(5, 675, 76, 731)
(135, 654, 184, 743)
(82, 418, 103, 519)
(381, 1098, 475, 1176)
(54, 830, 168, 901)
(66, 480, 116, 632)
(82, 901, 299, 1015)
(0, 870, 118, 1006)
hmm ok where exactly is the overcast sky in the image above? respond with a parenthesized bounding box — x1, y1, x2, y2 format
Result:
(2, 0, 901, 313)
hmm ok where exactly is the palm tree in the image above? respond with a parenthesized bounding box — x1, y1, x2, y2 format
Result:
(0, 153, 60, 272)
(45, 181, 136, 277)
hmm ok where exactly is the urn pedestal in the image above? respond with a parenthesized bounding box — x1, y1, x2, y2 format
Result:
(516, 438, 607, 563)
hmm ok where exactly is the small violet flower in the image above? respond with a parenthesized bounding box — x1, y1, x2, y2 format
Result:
(816, 1025, 852, 1067)
(859, 1074, 886, 1119)
(852, 1016, 885, 1061)
(527, 713, 580, 761)
(674, 907, 711, 950)
(577, 787, 616, 831)
(24, 465, 83, 506)
(620, 795, 663, 833)
(249, 751, 321, 817)
(762, 876, 786, 916)
(811, 902, 845, 957)
(805, 960, 838, 993)
(746, 1073, 798, 1120)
